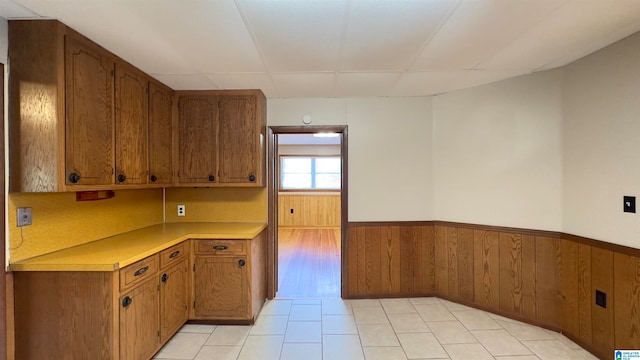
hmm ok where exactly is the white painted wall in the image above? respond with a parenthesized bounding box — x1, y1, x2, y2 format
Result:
(563, 32, 640, 248)
(268, 97, 434, 221)
(432, 71, 564, 231)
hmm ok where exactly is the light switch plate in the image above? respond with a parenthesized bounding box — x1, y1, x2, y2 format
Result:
(17, 207, 32, 227)
(624, 196, 636, 213)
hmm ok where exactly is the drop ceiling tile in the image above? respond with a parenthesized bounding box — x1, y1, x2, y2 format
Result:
(237, 0, 347, 72)
(271, 73, 336, 97)
(334, 72, 401, 97)
(390, 70, 524, 96)
(150, 74, 220, 91)
(478, 0, 640, 70)
(205, 73, 277, 97)
(412, 0, 564, 71)
(340, 0, 458, 71)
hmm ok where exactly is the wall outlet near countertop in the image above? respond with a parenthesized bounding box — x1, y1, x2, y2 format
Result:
(177, 205, 185, 217)
(17, 207, 33, 227)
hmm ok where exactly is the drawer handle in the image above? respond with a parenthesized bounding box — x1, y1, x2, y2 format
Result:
(134, 266, 149, 277)
(213, 245, 228, 251)
(169, 250, 180, 259)
(122, 296, 132, 308)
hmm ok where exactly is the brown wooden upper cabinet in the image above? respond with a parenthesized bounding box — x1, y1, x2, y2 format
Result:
(8, 20, 175, 192)
(177, 90, 266, 187)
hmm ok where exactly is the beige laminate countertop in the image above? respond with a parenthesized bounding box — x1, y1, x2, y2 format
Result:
(9, 222, 267, 272)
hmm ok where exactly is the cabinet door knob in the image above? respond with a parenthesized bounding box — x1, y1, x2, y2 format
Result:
(238, 259, 246, 267)
(208, 175, 215, 182)
(134, 266, 149, 277)
(248, 174, 256, 182)
(161, 273, 169, 283)
(68, 172, 81, 184)
(150, 174, 158, 182)
(122, 296, 132, 308)
(213, 245, 228, 251)
(117, 173, 126, 183)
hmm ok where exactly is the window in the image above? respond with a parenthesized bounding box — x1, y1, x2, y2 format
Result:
(280, 156, 341, 190)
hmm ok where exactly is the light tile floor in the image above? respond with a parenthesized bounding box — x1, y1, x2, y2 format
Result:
(153, 297, 598, 360)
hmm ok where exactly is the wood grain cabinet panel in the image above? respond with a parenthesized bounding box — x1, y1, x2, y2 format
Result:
(119, 277, 160, 360)
(218, 95, 259, 184)
(177, 95, 218, 184)
(65, 33, 115, 186)
(160, 260, 189, 343)
(193, 256, 249, 319)
(148, 81, 175, 184)
(115, 62, 148, 185)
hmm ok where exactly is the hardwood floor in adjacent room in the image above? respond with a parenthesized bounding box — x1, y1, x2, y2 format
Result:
(277, 228, 341, 298)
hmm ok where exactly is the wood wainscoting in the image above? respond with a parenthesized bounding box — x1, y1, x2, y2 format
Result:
(344, 220, 640, 360)
(278, 192, 341, 228)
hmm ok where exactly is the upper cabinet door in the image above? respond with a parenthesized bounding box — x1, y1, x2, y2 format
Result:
(149, 81, 175, 185)
(115, 62, 149, 185)
(178, 95, 218, 184)
(217, 95, 259, 184)
(65, 34, 115, 186)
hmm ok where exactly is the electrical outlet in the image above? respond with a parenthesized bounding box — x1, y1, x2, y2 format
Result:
(17, 207, 32, 227)
(595, 289, 607, 308)
(177, 205, 185, 217)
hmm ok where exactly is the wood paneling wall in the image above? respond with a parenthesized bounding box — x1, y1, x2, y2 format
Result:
(278, 193, 340, 228)
(345, 221, 640, 360)
(346, 222, 434, 298)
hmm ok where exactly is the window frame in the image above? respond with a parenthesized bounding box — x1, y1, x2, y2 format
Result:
(278, 154, 341, 192)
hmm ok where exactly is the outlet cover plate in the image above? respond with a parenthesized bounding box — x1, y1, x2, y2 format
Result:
(17, 207, 32, 227)
(177, 205, 185, 217)
(595, 289, 607, 308)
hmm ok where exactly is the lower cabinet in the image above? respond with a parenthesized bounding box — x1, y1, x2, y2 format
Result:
(12, 232, 266, 360)
(120, 277, 160, 360)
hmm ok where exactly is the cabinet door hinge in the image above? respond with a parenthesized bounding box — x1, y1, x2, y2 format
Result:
(185, 304, 188, 311)
(193, 263, 196, 272)
(157, 284, 160, 292)
(193, 300, 196, 308)
(157, 330, 160, 338)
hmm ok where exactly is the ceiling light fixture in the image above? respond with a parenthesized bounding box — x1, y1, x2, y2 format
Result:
(313, 132, 340, 138)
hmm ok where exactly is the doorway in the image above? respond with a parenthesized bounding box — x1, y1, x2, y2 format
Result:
(267, 126, 348, 299)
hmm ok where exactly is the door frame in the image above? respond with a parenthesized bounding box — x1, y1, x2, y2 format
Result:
(267, 125, 348, 299)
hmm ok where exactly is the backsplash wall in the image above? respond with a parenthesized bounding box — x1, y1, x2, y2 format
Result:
(8, 189, 163, 262)
(165, 187, 267, 223)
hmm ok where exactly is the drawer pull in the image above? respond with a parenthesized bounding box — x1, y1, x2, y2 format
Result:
(213, 245, 229, 251)
(122, 296, 132, 308)
(169, 250, 180, 259)
(238, 259, 246, 267)
(134, 266, 149, 277)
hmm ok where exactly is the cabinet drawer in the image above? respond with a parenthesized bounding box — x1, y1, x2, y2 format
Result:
(160, 241, 188, 269)
(195, 240, 246, 255)
(120, 255, 159, 291)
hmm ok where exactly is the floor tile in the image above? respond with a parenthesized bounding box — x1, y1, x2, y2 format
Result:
(322, 298, 353, 314)
(381, 298, 417, 314)
(427, 321, 477, 344)
(249, 315, 289, 335)
(154, 333, 210, 359)
(397, 332, 448, 359)
(281, 343, 322, 360)
(452, 310, 502, 330)
(472, 329, 532, 356)
(260, 300, 293, 315)
(443, 343, 494, 360)
(496, 320, 557, 341)
(322, 314, 358, 334)
(285, 321, 322, 343)
(414, 303, 456, 322)
(388, 313, 430, 333)
(179, 324, 217, 334)
(552, 332, 583, 350)
(290, 304, 322, 321)
(521, 339, 580, 360)
(439, 299, 476, 312)
(494, 356, 540, 360)
(323, 334, 364, 360)
(358, 323, 400, 346)
(354, 306, 389, 324)
(237, 335, 284, 360)
(194, 345, 242, 360)
(293, 299, 322, 305)
(409, 297, 442, 305)
(206, 325, 251, 346)
(363, 346, 408, 360)
(573, 349, 599, 359)
(351, 299, 382, 308)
